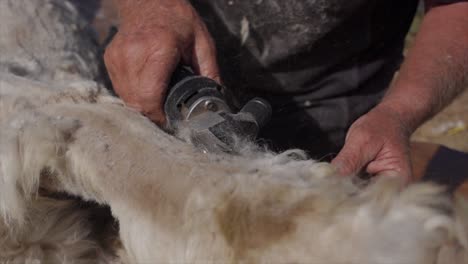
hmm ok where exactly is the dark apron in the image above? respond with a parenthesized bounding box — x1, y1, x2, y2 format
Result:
(192, 0, 418, 159)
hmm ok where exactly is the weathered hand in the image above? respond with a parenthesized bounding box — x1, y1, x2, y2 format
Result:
(104, 0, 219, 125)
(332, 105, 413, 182)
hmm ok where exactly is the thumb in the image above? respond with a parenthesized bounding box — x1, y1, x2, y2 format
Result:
(331, 138, 379, 177)
(368, 157, 413, 184)
(137, 46, 181, 125)
(332, 149, 365, 177)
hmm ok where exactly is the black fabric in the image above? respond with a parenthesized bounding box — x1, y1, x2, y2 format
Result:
(191, 0, 420, 158)
(192, 0, 418, 96)
(423, 146, 468, 192)
(259, 56, 399, 159)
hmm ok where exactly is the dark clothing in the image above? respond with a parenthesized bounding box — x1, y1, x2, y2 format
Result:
(69, 0, 465, 158)
(194, 1, 416, 95)
(423, 146, 468, 192)
(192, 0, 419, 158)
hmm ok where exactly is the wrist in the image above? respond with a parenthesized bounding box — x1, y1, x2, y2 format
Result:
(375, 91, 431, 135)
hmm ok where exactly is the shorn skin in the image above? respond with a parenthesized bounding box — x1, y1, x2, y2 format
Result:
(0, 1, 467, 263)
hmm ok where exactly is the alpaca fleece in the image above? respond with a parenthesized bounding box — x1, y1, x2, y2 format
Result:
(0, 0, 467, 263)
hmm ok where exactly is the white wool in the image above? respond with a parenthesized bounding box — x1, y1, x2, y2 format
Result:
(0, 0, 100, 83)
(0, 198, 99, 263)
(1, 76, 467, 263)
(0, 0, 467, 263)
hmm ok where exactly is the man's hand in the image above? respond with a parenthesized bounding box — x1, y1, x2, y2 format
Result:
(104, 0, 219, 124)
(333, 2, 468, 182)
(332, 105, 413, 183)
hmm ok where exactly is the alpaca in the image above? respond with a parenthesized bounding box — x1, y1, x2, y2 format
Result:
(0, 1, 467, 263)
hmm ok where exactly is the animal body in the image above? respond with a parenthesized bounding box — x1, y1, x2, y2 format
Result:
(0, 1, 467, 263)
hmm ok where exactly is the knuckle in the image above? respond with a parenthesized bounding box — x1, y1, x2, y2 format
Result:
(149, 42, 178, 60)
(136, 32, 180, 60)
(111, 26, 190, 64)
(105, 37, 137, 64)
(104, 43, 120, 63)
(107, 33, 181, 73)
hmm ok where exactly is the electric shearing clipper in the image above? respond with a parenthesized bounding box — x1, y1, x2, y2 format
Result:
(164, 66, 272, 154)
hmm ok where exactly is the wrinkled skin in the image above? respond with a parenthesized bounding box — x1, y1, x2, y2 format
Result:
(331, 106, 413, 182)
(104, 0, 220, 124)
(104, 0, 468, 182)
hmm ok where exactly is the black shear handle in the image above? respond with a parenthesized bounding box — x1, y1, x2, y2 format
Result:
(168, 65, 196, 88)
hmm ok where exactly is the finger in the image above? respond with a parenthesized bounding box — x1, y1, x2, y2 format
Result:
(377, 171, 409, 185)
(367, 155, 413, 183)
(331, 147, 367, 177)
(104, 39, 131, 94)
(331, 135, 380, 177)
(191, 27, 221, 83)
(133, 43, 181, 125)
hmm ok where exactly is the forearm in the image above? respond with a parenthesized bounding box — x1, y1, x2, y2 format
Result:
(378, 2, 468, 132)
(113, 0, 193, 30)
